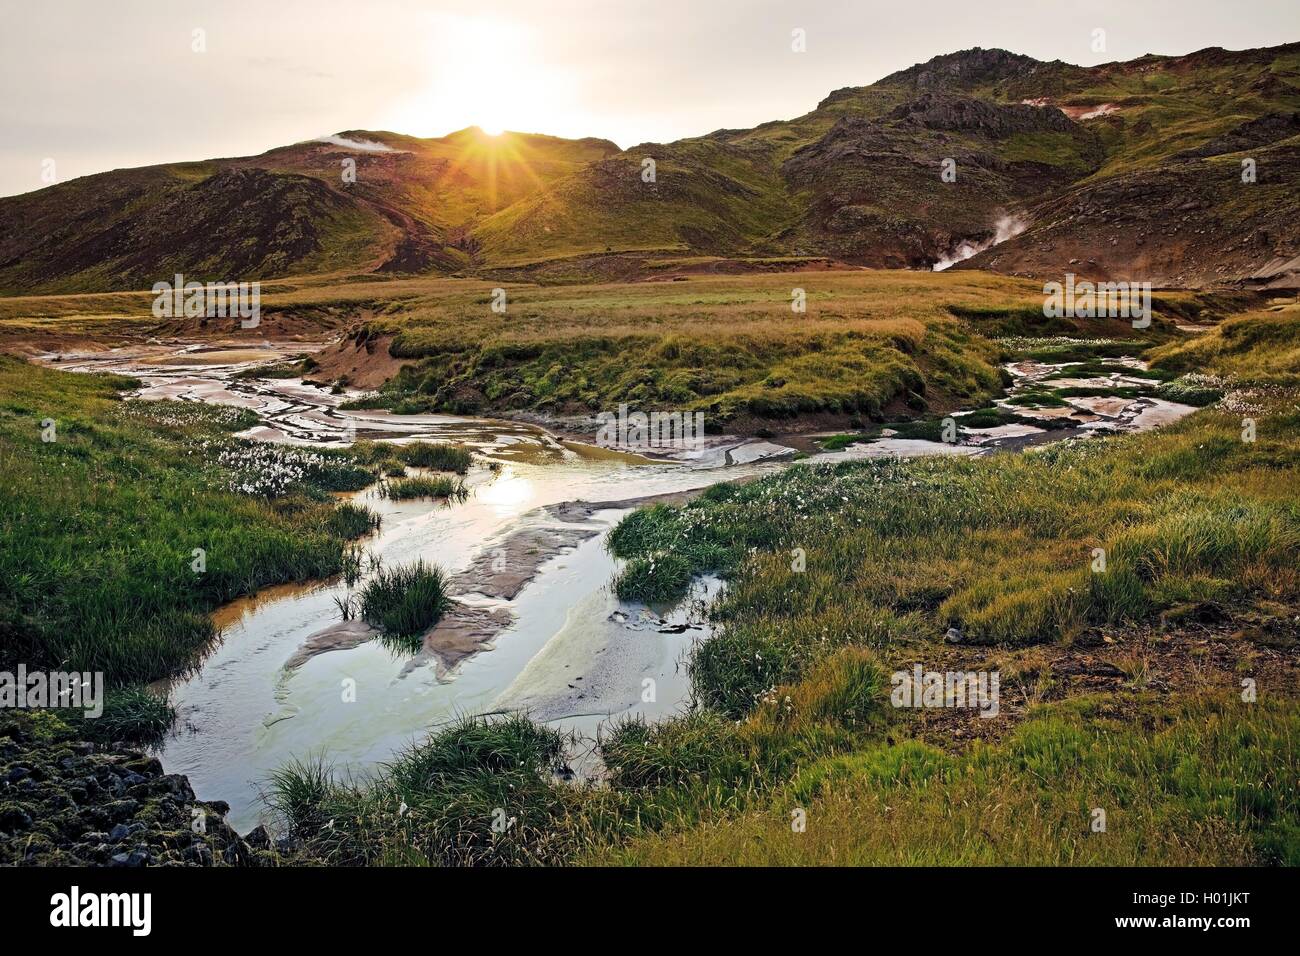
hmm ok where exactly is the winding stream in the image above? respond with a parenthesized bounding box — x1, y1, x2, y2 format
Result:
(43, 341, 1198, 831)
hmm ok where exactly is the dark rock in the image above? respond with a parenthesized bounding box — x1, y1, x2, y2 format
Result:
(222, 838, 254, 867)
(102, 798, 140, 822)
(160, 775, 195, 802)
(108, 847, 150, 868)
(0, 806, 33, 832)
(244, 825, 272, 850)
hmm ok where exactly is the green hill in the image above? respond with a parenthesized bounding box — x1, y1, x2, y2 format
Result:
(2, 42, 1298, 293)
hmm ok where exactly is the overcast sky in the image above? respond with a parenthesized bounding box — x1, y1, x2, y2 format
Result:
(2, 0, 1297, 197)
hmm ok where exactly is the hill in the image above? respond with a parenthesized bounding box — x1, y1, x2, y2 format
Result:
(2, 42, 1298, 293)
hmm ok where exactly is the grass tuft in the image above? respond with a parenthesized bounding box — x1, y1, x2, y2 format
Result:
(358, 560, 451, 652)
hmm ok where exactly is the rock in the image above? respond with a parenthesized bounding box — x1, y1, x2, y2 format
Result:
(103, 798, 140, 822)
(222, 838, 254, 867)
(0, 806, 33, 831)
(944, 627, 964, 644)
(160, 774, 195, 802)
(243, 825, 273, 850)
(188, 844, 213, 865)
(108, 847, 150, 868)
(1, 712, 238, 867)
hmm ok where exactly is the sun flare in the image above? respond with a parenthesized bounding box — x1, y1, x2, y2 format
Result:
(385, 14, 573, 141)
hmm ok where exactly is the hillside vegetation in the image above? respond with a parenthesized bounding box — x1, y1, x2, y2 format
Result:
(3, 43, 1298, 292)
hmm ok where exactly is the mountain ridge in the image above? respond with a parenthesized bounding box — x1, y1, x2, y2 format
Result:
(3, 41, 1298, 293)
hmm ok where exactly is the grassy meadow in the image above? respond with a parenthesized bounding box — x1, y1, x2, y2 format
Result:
(266, 294, 1300, 867)
(0, 271, 1295, 865)
(0, 356, 386, 712)
(2, 269, 1211, 430)
(326, 270, 1222, 426)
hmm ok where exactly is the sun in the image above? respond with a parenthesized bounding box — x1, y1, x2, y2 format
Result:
(385, 14, 575, 141)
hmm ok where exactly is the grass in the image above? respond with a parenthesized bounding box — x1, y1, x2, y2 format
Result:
(0, 269, 1213, 438)
(613, 553, 693, 603)
(393, 441, 471, 473)
(381, 475, 469, 502)
(0, 355, 382, 687)
(351, 439, 472, 475)
(232, 355, 319, 380)
(77, 687, 177, 744)
(2, 268, 1293, 868)
(1150, 303, 1300, 385)
(1042, 361, 1171, 382)
(333, 270, 1195, 426)
(607, 405, 1298, 714)
(599, 693, 1299, 865)
(269, 714, 577, 866)
(293, 413, 1290, 865)
(238, 284, 1299, 868)
(358, 560, 451, 652)
(814, 406, 1069, 444)
(996, 336, 1153, 363)
(817, 433, 866, 450)
(1153, 375, 1224, 406)
(333, 271, 1218, 430)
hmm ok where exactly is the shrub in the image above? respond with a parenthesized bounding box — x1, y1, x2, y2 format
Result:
(270, 714, 576, 866)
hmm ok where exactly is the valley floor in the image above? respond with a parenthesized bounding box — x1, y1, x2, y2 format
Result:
(0, 272, 1296, 866)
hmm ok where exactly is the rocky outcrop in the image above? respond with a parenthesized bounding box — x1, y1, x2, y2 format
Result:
(887, 93, 1078, 137)
(964, 138, 1300, 286)
(877, 47, 1071, 91)
(1176, 112, 1300, 159)
(780, 97, 1099, 268)
(0, 712, 274, 867)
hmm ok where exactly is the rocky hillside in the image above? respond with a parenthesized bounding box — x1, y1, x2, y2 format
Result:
(2, 42, 1298, 293)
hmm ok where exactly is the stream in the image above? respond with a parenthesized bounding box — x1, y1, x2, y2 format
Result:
(42, 341, 1198, 831)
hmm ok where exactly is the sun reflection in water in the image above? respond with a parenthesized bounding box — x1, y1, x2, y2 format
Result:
(477, 465, 535, 512)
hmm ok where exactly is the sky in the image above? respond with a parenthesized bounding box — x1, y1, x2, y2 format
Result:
(2, 0, 1298, 197)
